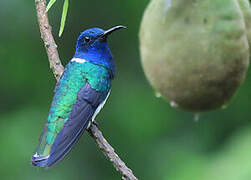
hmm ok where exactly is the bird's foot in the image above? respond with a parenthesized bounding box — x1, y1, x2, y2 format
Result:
(92, 120, 99, 127)
(87, 120, 99, 133)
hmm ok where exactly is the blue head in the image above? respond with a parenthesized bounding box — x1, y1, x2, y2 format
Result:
(74, 25, 126, 77)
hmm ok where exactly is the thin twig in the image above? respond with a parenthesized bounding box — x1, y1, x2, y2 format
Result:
(35, 0, 64, 81)
(34, 0, 138, 179)
(87, 125, 137, 180)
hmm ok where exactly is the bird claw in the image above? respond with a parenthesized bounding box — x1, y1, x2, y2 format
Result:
(92, 120, 99, 127)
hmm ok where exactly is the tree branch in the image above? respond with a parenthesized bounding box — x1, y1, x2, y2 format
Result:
(35, 0, 138, 179)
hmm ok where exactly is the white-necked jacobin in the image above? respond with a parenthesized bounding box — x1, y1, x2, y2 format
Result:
(31, 25, 126, 167)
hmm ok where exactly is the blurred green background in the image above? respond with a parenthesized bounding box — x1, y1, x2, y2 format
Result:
(0, 0, 251, 179)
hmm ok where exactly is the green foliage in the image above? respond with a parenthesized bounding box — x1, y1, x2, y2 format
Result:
(46, 0, 56, 12)
(59, 0, 69, 37)
(46, 0, 69, 37)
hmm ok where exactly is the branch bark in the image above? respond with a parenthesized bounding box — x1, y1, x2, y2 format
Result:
(35, 0, 138, 180)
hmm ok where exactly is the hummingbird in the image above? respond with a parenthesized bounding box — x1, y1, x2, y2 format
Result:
(31, 25, 126, 167)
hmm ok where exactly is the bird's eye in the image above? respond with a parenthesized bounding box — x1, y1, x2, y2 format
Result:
(84, 37, 90, 43)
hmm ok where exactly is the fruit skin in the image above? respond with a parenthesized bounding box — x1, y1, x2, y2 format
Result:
(238, 0, 251, 51)
(139, 0, 249, 112)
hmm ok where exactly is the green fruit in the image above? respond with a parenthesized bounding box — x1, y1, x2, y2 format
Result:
(139, 0, 249, 112)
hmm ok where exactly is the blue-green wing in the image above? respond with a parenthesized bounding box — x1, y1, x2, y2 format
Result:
(47, 82, 107, 167)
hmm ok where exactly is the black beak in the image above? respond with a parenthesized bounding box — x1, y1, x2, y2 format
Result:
(102, 25, 126, 38)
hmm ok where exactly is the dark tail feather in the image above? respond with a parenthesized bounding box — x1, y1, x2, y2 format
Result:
(31, 154, 49, 167)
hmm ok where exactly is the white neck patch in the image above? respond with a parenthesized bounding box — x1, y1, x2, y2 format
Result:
(71, 58, 87, 63)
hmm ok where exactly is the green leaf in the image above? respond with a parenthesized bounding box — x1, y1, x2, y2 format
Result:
(59, 0, 69, 37)
(46, 0, 57, 12)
